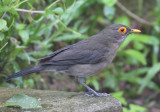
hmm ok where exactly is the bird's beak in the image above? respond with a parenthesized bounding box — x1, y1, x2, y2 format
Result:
(130, 29, 141, 33)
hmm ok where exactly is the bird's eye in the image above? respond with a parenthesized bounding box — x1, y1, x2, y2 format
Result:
(118, 27, 127, 34)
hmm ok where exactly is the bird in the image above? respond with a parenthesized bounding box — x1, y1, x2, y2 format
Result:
(7, 24, 141, 97)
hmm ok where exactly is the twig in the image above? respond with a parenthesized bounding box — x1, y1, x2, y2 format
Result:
(115, 1, 152, 26)
(1, 0, 13, 19)
(0, 42, 8, 52)
(15, 8, 45, 14)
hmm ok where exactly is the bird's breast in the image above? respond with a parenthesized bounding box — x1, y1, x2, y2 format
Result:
(68, 61, 108, 77)
(104, 42, 120, 63)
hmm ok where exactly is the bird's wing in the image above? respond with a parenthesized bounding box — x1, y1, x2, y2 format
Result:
(39, 46, 71, 62)
(40, 49, 107, 66)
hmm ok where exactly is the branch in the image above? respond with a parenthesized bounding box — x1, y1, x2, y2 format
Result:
(115, 1, 153, 26)
(15, 8, 45, 14)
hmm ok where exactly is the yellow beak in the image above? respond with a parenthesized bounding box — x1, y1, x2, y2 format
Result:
(130, 29, 141, 33)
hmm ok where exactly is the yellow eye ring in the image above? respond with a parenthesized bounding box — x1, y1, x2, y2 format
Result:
(118, 27, 127, 34)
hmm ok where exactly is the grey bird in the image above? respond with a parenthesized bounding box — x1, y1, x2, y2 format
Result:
(7, 24, 141, 97)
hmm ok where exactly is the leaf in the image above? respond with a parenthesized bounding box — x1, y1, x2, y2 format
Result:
(114, 16, 130, 27)
(119, 34, 159, 51)
(79, 25, 89, 33)
(105, 71, 119, 91)
(137, 78, 159, 91)
(120, 67, 149, 83)
(3, 94, 42, 109)
(54, 34, 88, 41)
(60, 1, 84, 25)
(123, 108, 129, 112)
(91, 80, 99, 91)
(18, 30, 29, 44)
(99, 0, 117, 6)
(0, 82, 16, 88)
(0, 33, 4, 41)
(103, 6, 115, 20)
(119, 34, 135, 50)
(138, 63, 160, 93)
(28, 50, 51, 57)
(129, 104, 147, 112)
(133, 42, 145, 50)
(53, 7, 64, 14)
(16, 24, 26, 30)
(8, 45, 25, 60)
(24, 79, 34, 88)
(0, 19, 7, 30)
(111, 91, 127, 106)
(12, 61, 20, 72)
(124, 49, 147, 65)
(132, 34, 159, 46)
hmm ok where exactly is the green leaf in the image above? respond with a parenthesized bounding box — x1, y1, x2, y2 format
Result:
(132, 34, 159, 46)
(119, 34, 135, 50)
(54, 34, 88, 41)
(105, 73, 119, 91)
(92, 80, 99, 90)
(0, 19, 7, 30)
(8, 45, 25, 60)
(53, 7, 64, 14)
(124, 49, 147, 65)
(79, 25, 89, 33)
(123, 108, 129, 112)
(3, 94, 42, 109)
(138, 63, 160, 93)
(111, 91, 127, 105)
(12, 61, 20, 72)
(103, 6, 115, 20)
(60, 1, 84, 25)
(0, 33, 5, 41)
(120, 67, 149, 83)
(18, 30, 29, 44)
(99, 0, 117, 6)
(129, 104, 147, 112)
(24, 79, 34, 88)
(114, 16, 130, 27)
(119, 34, 159, 51)
(0, 82, 16, 88)
(133, 42, 145, 50)
(16, 24, 26, 30)
(28, 50, 51, 57)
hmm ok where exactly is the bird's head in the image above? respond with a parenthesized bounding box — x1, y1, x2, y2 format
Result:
(105, 24, 141, 42)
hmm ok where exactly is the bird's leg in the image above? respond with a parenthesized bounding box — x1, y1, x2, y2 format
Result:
(77, 77, 110, 97)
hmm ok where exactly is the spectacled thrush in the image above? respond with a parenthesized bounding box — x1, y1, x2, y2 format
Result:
(7, 24, 141, 97)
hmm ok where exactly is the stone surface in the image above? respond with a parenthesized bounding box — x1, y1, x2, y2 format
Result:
(0, 87, 122, 112)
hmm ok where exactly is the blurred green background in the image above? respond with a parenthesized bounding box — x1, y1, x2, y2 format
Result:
(0, 0, 160, 111)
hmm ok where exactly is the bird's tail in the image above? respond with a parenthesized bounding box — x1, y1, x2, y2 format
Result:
(6, 66, 43, 81)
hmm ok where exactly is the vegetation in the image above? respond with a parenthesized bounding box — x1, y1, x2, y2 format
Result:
(0, 0, 160, 111)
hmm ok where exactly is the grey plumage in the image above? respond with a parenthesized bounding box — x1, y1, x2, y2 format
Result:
(7, 24, 140, 96)
(6, 66, 42, 81)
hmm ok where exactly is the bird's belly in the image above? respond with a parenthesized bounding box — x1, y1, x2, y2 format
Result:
(68, 62, 108, 77)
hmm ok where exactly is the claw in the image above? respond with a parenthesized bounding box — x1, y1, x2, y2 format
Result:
(96, 93, 110, 97)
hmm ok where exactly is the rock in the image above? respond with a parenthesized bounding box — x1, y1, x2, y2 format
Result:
(0, 87, 122, 112)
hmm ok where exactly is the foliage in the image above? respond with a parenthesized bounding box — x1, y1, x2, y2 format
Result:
(0, 0, 160, 111)
(112, 92, 147, 112)
(3, 94, 42, 109)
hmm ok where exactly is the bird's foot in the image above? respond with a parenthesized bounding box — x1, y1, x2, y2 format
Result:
(81, 91, 110, 97)
(81, 91, 94, 97)
(95, 92, 110, 97)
